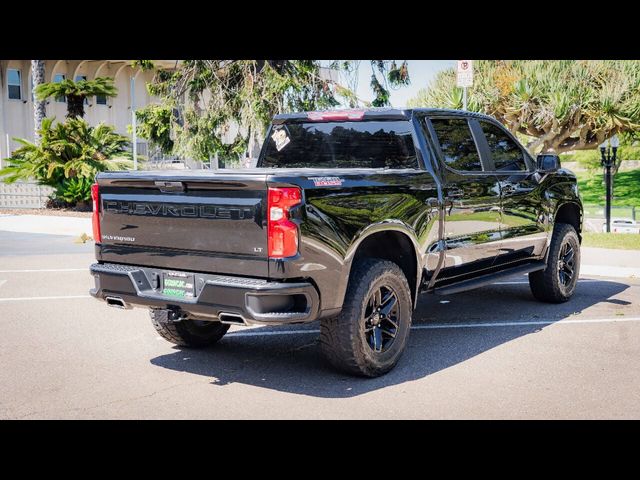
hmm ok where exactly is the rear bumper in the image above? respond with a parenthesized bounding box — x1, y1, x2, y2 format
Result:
(89, 262, 320, 325)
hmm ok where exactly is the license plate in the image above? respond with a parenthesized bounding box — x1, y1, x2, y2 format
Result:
(162, 271, 195, 299)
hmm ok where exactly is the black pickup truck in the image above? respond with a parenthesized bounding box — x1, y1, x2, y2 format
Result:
(90, 108, 582, 377)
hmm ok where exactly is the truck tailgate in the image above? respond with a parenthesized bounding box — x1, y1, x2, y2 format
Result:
(96, 172, 268, 277)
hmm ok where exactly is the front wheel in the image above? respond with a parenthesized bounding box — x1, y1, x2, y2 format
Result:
(529, 223, 580, 303)
(320, 258, 413, 377)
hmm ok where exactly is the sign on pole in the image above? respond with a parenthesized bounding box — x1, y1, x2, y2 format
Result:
(456, 60, 474, 87)
(456, 60, 473, 110)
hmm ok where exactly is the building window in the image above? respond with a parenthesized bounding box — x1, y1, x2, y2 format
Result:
(96, 94, 107, 105)
(53, 74, 66, 102)
(75, 75, 88, 104)
(8, 69, 22, 100)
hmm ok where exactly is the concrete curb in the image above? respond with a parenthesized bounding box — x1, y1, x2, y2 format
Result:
(580, 265, 640, 279)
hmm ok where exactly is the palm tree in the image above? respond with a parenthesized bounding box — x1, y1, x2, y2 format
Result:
(0, 117, 133, 187)
(31, 60, 46, 143)
(35, 77, 117, 119)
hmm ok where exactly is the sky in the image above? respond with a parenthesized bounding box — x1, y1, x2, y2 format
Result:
(321, 60, 456, 108)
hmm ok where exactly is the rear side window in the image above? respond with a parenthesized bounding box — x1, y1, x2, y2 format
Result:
(260, 120, 418, 169)
(480, 121, 527, 171)
(430, 118, 482, 172)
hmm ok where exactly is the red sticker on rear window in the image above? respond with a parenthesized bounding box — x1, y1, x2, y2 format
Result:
(309, 176, 343, 186)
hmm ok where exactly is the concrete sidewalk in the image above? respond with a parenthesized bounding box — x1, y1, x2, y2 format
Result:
(581, 247, 640, 279)
(0, 214, 638, 278)
(0, 214, 92, 237)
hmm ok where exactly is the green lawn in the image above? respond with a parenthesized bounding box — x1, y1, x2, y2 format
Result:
(576, 168, 640, 208)
(582, 232, 640, 250)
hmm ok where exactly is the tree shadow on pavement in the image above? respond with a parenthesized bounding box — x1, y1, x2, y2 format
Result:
(150, 278, 630, 398)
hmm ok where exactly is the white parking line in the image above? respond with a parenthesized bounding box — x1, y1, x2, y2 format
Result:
(226, 316, 640, 337)
(0, 295, 92, 302)
(0, 268, 87, 273)
(493, 279, 597, 285)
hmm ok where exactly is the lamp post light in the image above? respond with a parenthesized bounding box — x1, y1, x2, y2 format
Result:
(600, 135, 619, 233)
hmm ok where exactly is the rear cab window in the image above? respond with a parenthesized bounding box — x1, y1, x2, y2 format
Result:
(259, 120, 419, 169)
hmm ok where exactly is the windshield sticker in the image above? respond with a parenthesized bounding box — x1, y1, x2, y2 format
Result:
(309, 176, 343, 187)
(271, 128, 291, 151)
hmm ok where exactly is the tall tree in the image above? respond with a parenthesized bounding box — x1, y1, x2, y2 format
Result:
(31, 60, 46, 143)
(135, 60, 410, 163)
(35, 77, 117, 118)
(408, 60, 640, 154)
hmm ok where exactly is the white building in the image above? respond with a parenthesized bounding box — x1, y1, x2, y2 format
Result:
(0, 60, 178, 167)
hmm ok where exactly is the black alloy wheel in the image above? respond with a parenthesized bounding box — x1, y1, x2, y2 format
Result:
(363, 285, 400, 353)
(557, 241, 576, 286)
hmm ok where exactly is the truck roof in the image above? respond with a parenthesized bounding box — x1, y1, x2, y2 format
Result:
(272, 107, 497, 124)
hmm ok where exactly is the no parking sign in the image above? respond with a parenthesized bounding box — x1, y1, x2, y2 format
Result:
(457, 60, 474, 87)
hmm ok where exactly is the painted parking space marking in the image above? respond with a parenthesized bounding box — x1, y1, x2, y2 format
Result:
(493, 279, 598, 285)
(0, 268, 87, 273)
(225, 316, 640, 337)
(0, 295, 92, 302)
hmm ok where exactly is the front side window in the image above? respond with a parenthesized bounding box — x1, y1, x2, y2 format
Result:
(480, 121, 527, 171)
(8, 69, 21, 100)
(430, 118, 482, 172)
(53, 74, 66, 102)
(260, 120, 418, 169)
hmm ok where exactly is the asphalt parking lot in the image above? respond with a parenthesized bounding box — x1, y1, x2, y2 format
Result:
(1, 230, 639, 419)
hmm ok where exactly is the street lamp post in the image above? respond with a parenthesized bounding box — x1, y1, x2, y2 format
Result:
(600, 135, 619, 233)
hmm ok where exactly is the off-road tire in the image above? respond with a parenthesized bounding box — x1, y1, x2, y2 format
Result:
(150, 309, 230, 347)
(320, 258, 413, 377)
(529, 223, 580, 303)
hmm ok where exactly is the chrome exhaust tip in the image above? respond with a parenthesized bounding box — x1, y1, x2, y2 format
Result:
(105, 296, 131, 309)
(218, 312, 246, 325)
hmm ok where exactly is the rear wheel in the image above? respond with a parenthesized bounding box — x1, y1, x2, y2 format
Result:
(529, 223, 580, 303)
(320, 258, 413, 377)
(150, 309, 229, 347)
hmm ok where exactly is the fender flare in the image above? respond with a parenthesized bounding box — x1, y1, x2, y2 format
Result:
(335, 221, 423, 308)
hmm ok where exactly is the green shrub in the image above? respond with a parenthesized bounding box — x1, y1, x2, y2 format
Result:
(55, 177, 93, 206)
(0, 117, 133, 206)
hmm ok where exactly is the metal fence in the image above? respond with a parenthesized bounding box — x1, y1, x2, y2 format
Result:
(0, 181, 54, 209)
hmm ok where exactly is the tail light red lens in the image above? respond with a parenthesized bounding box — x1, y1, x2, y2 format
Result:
(267, 187, 301, 258)
(91, 183, 101, 243)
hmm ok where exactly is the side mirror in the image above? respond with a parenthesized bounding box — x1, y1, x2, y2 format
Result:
(537, 154, 560, 172)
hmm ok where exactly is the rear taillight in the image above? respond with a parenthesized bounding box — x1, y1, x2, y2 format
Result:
(91, 183, 101, 243)
(267, 187, 301, 258)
